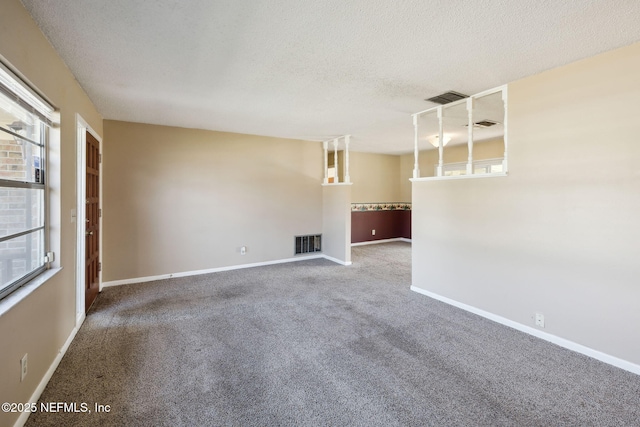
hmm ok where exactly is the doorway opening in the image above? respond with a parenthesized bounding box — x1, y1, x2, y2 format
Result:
(76, 116, 102, 323)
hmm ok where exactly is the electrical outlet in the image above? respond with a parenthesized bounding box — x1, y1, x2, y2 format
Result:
(535, 313, 545, 328)
(20, 354, 28, 382)
(240, 246, 246, 255)
(372, 229, 376, 236)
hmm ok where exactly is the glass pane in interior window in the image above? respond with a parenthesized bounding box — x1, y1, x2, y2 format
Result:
(444, 169, 466, 177)
(416, 109, 439, 177)
(0, 187, 44, 238)
(442, 101, 469, 167)
(472, 91, 505, 162)
(0, 229, 43, 290)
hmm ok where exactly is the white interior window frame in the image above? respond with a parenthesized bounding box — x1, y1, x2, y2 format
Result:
(411, 85, 509, 182)
(437, 157, 505, 176)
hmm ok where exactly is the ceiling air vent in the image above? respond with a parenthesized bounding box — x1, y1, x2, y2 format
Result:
(425, 91, 468, 105)
(464, 120, 500, 128)
(474, 120, 499, 128)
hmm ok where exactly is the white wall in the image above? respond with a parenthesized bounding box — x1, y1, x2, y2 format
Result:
(412, 42, 640, 368)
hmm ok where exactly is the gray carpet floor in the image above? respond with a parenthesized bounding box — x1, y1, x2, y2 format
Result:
(27, 242, 640, 426)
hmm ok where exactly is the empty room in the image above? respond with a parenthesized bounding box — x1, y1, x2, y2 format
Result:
(1, 1, 640, 426)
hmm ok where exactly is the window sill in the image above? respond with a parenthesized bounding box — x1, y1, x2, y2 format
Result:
(321, 182, 353, 186)
(410, 172, 508, 182)
(0, 267, 63, 319)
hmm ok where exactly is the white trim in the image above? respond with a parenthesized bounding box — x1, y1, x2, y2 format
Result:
(412, 85, 508, 180)
(76, 311, 86, 329)
(410, 172, 507, 182)
(322, 140, 329, 184)
(0, 54, 56, 111)
(0, 59, 55, 120)
(436, 157, 504, 177)
(412, 84, 507, 118)
(322, 255, 352, 266)
(410, 286, 640, 376)
(321, 182, 353, 187)
(75, 115, 103, 322)
(75, 118, 85, 320)
(352, 238, 411, 246)
(102, 255, 331, 287)
(15, 317, 82, 427)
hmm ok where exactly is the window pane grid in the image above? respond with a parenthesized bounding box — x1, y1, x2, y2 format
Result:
(413, 86, 507, 180)
(0, 61, 49, 301)
(0, 179, 44, 189)
(0, 123, 44, 184)
(0, 226, 45, 243)
(0, 229, 44, 294)
(0, 126, 43, 148)
(0, 187, 44, 239)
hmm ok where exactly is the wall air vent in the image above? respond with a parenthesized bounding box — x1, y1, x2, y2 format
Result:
(425, 91, 468, 105)
(295, 234, 321, 255)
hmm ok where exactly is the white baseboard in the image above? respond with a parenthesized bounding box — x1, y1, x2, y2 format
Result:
(103, 254, 332, 287)
(75, 312, 85, 328)
(351, 237, 411, 246)
(410, 286, 640, 376)
(15, 316, 84, 427)
(322, 255, 352, 266)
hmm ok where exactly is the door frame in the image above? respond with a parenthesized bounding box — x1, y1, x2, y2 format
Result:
(75, 114, 103, 325)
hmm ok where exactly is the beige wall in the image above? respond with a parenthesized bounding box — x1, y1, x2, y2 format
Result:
(2, 5, 638, 426)
(322, 185, 351, 264)
(349, 151, 403, 203)
(327, 150, 414, 204)
(0, 1, 103, 426)
(103, 121, 323, 281)
(399, 154, 414, 202)
(412, 42, 640, 366)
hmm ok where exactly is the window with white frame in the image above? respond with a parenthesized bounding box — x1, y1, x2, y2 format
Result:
(439, 158, 505, 176)
(411, 86, 508, 180)
(0, 63, 55, 301)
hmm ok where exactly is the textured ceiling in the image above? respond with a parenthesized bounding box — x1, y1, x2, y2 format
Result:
(20, 0, 640, 154)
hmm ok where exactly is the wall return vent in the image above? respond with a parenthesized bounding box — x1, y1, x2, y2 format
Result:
(295, 235, 321, 255)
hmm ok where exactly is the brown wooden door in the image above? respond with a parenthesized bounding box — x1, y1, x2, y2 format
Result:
(85, 131, 100, 312)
